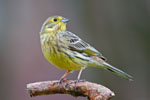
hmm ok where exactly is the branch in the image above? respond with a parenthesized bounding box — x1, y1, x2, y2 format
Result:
(27, 80, 115, 100)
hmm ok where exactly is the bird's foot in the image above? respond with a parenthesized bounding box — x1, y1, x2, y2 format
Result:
(58, 78, 68, 92)
(74, 79, 87, 91)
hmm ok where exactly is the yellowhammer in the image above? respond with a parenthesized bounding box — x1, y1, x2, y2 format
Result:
(40, 16, 132, 82)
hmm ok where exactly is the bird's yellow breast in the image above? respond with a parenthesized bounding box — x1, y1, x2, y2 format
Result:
(40, 34, 82, 71)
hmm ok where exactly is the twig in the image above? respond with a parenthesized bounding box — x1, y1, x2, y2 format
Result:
(27, 80, 115, 100)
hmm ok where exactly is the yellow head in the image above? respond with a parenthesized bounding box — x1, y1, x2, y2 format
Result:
(40, 16, 69, 34)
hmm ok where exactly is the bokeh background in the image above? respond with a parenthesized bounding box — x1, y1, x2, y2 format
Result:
(0, 0, 149, 100)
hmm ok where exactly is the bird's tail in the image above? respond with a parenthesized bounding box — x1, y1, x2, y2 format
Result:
(92, 56, 133, 80)
(103, 62, 133, 80)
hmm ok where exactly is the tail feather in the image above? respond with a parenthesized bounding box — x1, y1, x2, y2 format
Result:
(103, 62, 133, 80)
(91, 56, 133, 80)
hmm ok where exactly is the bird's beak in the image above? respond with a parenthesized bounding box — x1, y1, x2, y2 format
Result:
(61, 18, 69, 23)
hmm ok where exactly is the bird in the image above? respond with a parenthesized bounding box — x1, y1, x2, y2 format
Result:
(40, 16, 133, 83)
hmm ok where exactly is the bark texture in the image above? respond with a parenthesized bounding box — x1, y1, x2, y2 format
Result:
(27, 80, 115, 100)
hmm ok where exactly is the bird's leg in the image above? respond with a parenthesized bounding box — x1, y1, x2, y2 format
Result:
(60, 71, 70, 81)
(58, 71, 70, 91)
(75, 69, 83, 89)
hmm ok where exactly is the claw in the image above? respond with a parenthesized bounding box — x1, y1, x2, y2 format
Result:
(74, 69, 84, 90)
(75, 79, 79, 90)
(58, 79, 65, 93)
(58, 71, 70, 92)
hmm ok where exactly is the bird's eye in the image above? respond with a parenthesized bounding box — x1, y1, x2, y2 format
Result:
(53, 18, 57, 22)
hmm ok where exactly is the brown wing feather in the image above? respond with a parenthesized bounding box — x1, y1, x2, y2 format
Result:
(60, 31, 106, 60)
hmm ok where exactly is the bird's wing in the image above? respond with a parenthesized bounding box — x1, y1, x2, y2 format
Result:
(60, 31, 106, 60)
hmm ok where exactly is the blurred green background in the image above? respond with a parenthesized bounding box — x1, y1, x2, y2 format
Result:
(0, 0, 149, 100)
